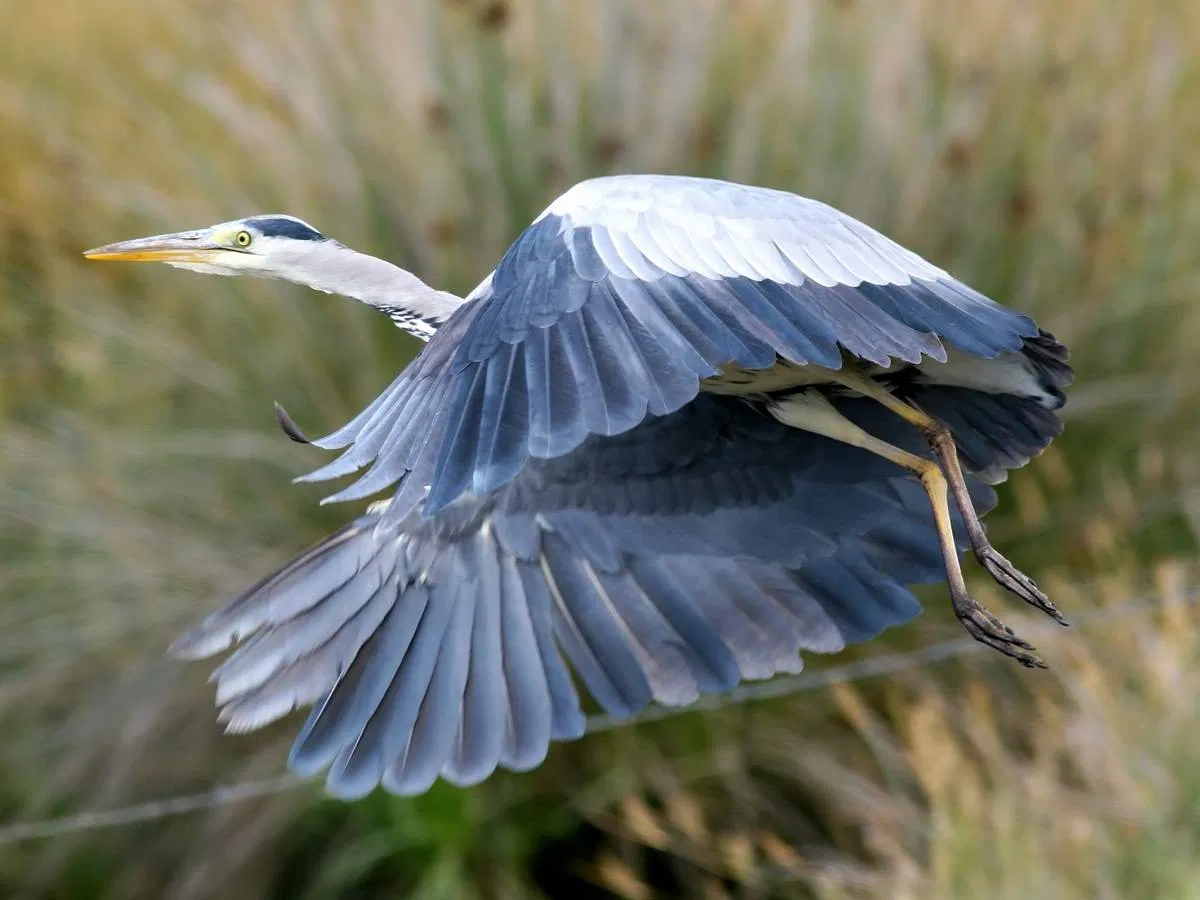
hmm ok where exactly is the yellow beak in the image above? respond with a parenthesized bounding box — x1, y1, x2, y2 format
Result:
(83, 230, 223, 263)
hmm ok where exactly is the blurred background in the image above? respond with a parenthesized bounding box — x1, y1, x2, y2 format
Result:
(2, 0, 1199, 896)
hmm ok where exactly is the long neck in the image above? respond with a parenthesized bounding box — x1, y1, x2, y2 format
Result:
(287, 242, 463, 342)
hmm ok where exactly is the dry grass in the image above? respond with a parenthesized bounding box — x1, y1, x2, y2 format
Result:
(2, 0, 1200, 896)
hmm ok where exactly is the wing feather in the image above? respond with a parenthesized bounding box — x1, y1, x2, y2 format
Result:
(555, 312, 612, 435)
(382, 575, 474, 795)
(310, 370, 408, 451)
(579, 306, 646, 435)
(440, 532, 508, 786)
(169, 520, 388, 659)
(515, 558, 587, 741)
(212, 553, 391, 705)
(541, 533, 654, 718)
(523, 322, 588, 460)
(215, 574, 398, 733)
(472, 341, 530, 495)
(295, 175, 1041, 517)
(323, 575, 460, 798)
(180, 391, 1026, 796)
(496, 552, 555, 768)
(286, 578, 426, 787)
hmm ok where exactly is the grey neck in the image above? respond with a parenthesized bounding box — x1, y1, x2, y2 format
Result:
(287, 241, 462, 342)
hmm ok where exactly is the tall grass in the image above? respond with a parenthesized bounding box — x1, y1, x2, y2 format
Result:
(1, 0, 1199, 895)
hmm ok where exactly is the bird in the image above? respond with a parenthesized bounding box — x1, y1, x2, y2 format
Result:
(84, 174, 1072, 799)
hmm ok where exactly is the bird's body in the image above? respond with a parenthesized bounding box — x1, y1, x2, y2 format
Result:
(85, 174, 1071, 798)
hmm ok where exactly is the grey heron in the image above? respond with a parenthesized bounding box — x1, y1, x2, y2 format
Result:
(85, 174, 1072, 798)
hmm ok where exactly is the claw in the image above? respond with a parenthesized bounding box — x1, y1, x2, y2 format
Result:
(974, 546, 1067, 626)
(954, 596, 1046, 668)
(919, 421, 1069, 633)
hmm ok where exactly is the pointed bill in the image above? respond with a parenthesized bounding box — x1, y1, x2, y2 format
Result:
(83, 230, 221, 263)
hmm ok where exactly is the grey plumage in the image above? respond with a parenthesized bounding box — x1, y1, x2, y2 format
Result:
(171, 392, 1014, 796)
(86, 173, 1072, 798)
(304, 177, 1046, 520)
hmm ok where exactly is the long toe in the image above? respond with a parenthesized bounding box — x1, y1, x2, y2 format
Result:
(964, 619, 1046, 668)
(976, 547, 1068, 625)
(955, 598, 1046, 668)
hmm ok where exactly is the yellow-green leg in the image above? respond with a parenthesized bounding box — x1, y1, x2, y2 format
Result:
(822, 367, 1065, 626)
(768, 391, 1045, 667)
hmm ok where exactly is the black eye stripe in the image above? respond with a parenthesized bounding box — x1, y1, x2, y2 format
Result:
(246, 216, 325, 241)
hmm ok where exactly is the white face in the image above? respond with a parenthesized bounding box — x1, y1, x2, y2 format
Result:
(82, 216, 327, 278)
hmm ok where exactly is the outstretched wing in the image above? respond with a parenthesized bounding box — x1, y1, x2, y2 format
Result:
(300, 174, 1040, 519)
(172, 395, 995, 798)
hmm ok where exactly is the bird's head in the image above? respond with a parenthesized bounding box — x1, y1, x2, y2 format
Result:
(84, 212, 460, 340)
(83, 215, 331, 279)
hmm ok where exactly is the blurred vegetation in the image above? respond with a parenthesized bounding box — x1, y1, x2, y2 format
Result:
(1, 0, 1199, 896)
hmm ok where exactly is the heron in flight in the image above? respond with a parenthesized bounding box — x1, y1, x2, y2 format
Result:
(85, 174, 1071, 798)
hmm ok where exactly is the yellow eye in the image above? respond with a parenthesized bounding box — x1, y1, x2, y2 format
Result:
(234, 230, 252, 248)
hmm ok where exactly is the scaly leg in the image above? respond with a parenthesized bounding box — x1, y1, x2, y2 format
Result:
(769, 392, 1044, 667)
(822, 367, 1065, 626)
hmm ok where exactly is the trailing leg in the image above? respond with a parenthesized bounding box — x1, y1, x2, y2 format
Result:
(823, 367, 1065, 625)
(767, 391, 1044, 667)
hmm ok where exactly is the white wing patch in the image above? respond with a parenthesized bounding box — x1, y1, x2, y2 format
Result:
(537, 174, 949, 289)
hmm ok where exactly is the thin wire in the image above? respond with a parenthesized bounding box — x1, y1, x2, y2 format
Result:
(0, 591, 1186, 847)
(585, 634, 987, 734)
(586, 592, 1177, 732)
(0, 775, 302, 845)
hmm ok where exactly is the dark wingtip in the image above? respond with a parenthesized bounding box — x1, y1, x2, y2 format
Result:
(274, 401, 312, 444)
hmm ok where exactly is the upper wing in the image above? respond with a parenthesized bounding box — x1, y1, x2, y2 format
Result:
(300, 174, 1040, 519)
(171, 395, 994, 798)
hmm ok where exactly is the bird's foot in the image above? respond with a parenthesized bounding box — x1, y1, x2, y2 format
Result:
(953, 593, 1046, 668)
(973, 544, 1067, 625)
